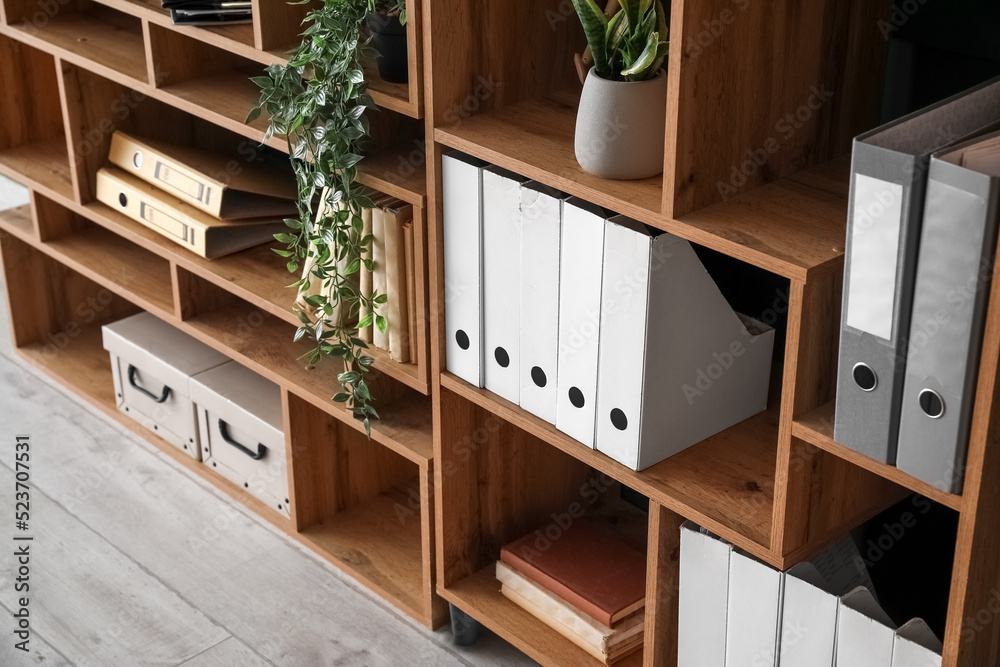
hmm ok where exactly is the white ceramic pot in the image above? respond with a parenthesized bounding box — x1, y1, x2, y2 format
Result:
(574, 68, 668, 180)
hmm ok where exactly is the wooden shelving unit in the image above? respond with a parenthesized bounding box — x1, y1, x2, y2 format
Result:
(0, 1, 444, 631)
(3, 0, 1000, 665)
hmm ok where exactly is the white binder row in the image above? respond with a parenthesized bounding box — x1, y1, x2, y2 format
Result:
(678, 523, 943, 667)
(442, 152, 776, 471)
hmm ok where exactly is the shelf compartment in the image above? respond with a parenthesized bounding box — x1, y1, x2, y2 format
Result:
(90, 0, 256, 53)
(793, 402, 964, 512)
(0, 35, 71, 200)
(146, 22, 275, 144)
(0, 194, 175, 317)
(286, 391, 440, 625)
(0, 237, 297, 529)
(175, 270, 432, 465)
(435, 396, 650, 667)
(435, 91, 664, 220)
(4, 1, 147, 82)
(440, 373, 777, 564)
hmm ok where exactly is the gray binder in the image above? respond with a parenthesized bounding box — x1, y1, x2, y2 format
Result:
(896, 129, 1000, 493)
(835, 76, 1000, 464)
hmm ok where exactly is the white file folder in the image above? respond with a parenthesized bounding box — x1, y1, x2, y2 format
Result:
(725, 550, 783, 667)
(891, 618, 943, 667)
(678, 523, 732, 667)
(779, 563, 838, 667)
(442, 152, 487, 387)
(555, 198, 607, 447)
(483, 166, 529, 403)
(594, 218, 775, 470)
(836, 586, 896, 667)
(519, 182, 566, 423)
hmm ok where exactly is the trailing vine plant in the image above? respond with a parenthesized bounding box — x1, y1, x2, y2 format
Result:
(247, 0, 398, 436)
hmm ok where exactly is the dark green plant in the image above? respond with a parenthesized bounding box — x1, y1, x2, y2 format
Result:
(572, 0, 669, 82)
(247, 0, 384, 436)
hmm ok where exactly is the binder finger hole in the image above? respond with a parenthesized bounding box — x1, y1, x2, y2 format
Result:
(455, 330, 470, 350)
(568, 387, 585, 409)
(610, 409, 628, 431)
(494, 347, 510, 368)
(132, 151, 143, 169)
(852, 363, 877, 392)
(530, 366, 547, 388)
(918, 389, 945, 419)
(118, 192, 128, 208)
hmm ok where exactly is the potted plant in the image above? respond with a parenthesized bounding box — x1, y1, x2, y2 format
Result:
(571, 0, 670, 180)
(366, 0, 408, 84)
(248, 0, 385, 435)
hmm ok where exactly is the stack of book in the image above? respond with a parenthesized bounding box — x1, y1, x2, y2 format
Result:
(297, 195, 419, 364)
(97, 131, 297, 259)
(163, 0, 252, 26)
(497, 520, 646, 664)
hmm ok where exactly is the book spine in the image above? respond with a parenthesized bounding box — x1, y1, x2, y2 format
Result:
(358, 207, 374, 342)
(403, 219, 418, 364)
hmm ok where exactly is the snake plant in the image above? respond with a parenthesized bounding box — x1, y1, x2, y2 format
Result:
(572, 0, 669, 82)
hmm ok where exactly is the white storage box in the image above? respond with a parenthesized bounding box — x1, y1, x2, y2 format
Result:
(190, 361, 289, 519)
(102, 312, 229, 460)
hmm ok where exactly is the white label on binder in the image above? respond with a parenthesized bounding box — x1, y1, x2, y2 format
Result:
(846, 175, 904, 341)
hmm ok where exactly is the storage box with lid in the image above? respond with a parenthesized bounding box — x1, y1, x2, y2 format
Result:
(102, 312, 230, 460)
(190, 361, 289, 519)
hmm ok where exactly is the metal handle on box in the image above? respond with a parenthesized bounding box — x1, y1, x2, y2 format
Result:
(127, 364, 172, 403)
(218, 419, 267, 460)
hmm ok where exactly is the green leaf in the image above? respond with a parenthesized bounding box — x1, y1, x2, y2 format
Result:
(376, 315, 387, 334)
(245, 106, 262, 124)
(287, 260, 299, 273)
(338, 371, 361, 383)
(357, 313, 374, 329)
(571, 0, 610, 75)
(621, 29, 660, 79)
(333, 392, 350, 403)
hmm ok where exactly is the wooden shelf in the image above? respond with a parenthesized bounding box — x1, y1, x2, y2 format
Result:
(0, 208, 174, 317)
(298, 484, 426, 621)
(93, 0, 256, 51)
(0, 140, 73, 202)
(440, 566, 642, 667)
(435, 91, 664, 220)
(440, 372, 778, 565)
(183, 302, 432, 465)
(5, 5, 147, 82)
(793, 402, 964, 512)
(0, 200, 432, 464)
(5, 192, 427, 394)
(0, 204, 33, 237)
(674, 159, 850, 283)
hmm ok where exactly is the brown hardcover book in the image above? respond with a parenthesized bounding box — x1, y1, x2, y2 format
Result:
(500, 520, 646, 627)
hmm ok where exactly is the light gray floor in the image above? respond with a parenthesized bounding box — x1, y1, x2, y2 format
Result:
(0, 176, 535, 667)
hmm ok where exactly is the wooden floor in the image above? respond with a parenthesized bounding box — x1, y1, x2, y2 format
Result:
(0, 176, 536, 667)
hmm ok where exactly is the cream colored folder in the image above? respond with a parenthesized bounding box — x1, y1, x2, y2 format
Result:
(96, 167, 285, 260)
(383, 200, 412, 363)
(108, 131, 297, 220)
